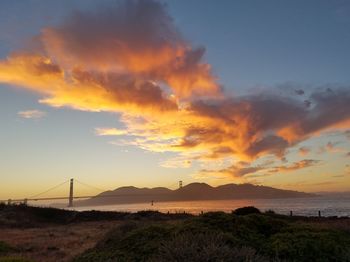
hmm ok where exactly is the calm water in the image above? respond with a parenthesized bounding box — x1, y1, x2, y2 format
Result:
(72, 197, 350, 217)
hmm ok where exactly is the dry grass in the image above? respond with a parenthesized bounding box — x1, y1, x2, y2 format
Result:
(0, 221, 118, 262)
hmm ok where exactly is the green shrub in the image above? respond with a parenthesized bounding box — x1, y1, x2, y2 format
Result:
(268, 228, 350, 261)
(265, 209, 276, 215)
(0, 241, 14, 255)
(74, 210, 350, 262)
(74, 223, 173, 261)
(0, 257, 34, 262)
(155, 232, 268, 262)
(233, 206, 261, 216)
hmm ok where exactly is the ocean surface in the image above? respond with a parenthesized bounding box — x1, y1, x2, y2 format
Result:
(71, 197, 350, 217)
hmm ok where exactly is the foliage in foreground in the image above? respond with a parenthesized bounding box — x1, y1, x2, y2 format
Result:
(0, 257, 34, 262)
(0, 241, 34, 262)
(0, 241, 14, 256)
(74, 210, 350, 262)
(0, 203, 191, 227)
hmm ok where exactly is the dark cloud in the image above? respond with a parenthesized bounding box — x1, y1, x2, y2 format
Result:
(199, 165, 266, 178)
(42, 0, 182, 68)
(71, 69, 177, 111)
(295, 89, 305, 95)
(181, 87, 350, 160)
(246, 135, 289, 158)
(297, 88, 350, 135)
(40, 0, 219, 98)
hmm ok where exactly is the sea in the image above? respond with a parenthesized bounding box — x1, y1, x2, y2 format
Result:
(70, 197, 350, 217)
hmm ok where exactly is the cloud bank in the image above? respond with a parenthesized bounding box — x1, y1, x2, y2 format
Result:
(1, 0, 350, 176)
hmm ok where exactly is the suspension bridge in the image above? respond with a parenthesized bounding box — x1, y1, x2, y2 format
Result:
(1, 179, 183, 207)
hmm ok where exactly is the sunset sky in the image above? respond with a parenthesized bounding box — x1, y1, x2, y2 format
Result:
(1, 0, 350, 200)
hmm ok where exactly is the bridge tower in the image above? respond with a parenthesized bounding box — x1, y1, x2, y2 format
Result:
(68, 178, 74, 207)
(179, 180, 183, 189)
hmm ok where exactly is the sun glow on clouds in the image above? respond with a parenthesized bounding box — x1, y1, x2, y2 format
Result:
(195, 159, 321, 180)
(1, 0, 350, 181)
(95, 128, 128, 136)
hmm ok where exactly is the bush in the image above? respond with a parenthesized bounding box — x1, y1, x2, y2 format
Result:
(74, 222, 173, 261)
(0, 258, 34, 262)
(155, 232, 268, 262)
(265, 209, 275, 215)
(268, 228, 350, 261)
(233, 206, 261, 216)
(73, 210, 350, 262)
(0, 241, 14, 255)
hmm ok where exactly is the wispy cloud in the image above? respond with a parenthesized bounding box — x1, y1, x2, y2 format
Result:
(268, 159, 321, 173)
(274, 180, 338, 189)
(160, 157, 192, 168)
(95, 127, 127, 136)
(298, 146, 311, 156)
(17, 110, 46, 119)
(318, 141, 344, 154)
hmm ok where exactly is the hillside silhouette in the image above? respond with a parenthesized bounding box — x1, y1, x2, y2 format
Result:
(77, 183, 315, 206)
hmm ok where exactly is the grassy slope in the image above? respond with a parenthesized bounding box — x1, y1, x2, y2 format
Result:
(74, 209, 350, 262)
(0, 241, 33, 262)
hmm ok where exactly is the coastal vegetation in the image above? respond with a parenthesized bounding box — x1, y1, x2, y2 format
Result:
(0, 204, 349, 261)
(74, 210, 350, 262)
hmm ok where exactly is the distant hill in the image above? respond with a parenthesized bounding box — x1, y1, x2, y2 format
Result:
(76, 183, 316, 206)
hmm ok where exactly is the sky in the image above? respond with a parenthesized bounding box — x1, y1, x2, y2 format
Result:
(0, 0, 350, 199)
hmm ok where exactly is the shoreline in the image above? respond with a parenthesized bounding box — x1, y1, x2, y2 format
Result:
(36, 196, 350, 218)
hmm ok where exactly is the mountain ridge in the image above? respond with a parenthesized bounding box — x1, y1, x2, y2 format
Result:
(76, 183, 317, 206)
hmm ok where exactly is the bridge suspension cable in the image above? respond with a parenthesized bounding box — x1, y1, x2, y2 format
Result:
(28, 179, 70, 199)
(74, 179, 107, 193)
(1, 179, 186, 204)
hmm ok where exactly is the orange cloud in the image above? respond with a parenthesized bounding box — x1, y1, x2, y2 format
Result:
(39, 0, 220, 99)
(0, 53, 178, 113)
(1, 0, 350, 174)
(0, 1, 219, 115)
(196, 159, 321, 181)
